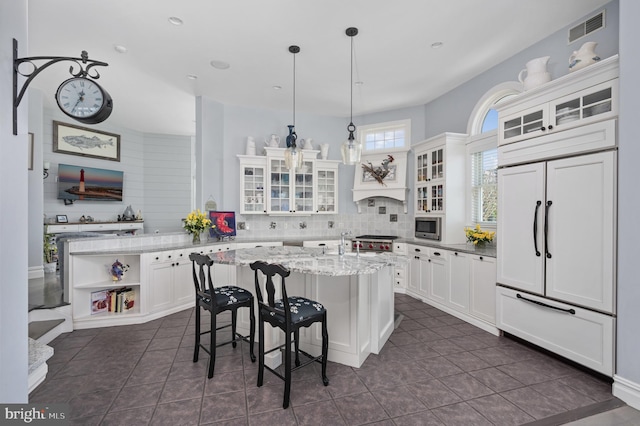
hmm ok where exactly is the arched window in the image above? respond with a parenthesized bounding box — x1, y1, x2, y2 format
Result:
(466, 82, 521, 226)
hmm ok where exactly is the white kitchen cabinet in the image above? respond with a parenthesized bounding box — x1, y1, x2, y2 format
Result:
(407, 245, 447, 302)
(315, 160, 340, 213)
(498, 151, 616, 313)
(146, 249, 194, 313)
(238, 156, 267, 214)
(448, 251, 470, 312)
(496, 286, 614, 376)
(498, 56, 618, 146)
(266, 148, 316, 215)
(46, 221, 144, 234)
(192, 243, 236, 286)
(469, 254, 496, 324)
(392, 242, 408, 290)
(413, 133, 466, 244)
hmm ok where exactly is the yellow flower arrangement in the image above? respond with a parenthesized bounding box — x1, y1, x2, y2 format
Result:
(183, 209, 212, 236)
(464, 224, 495, 245)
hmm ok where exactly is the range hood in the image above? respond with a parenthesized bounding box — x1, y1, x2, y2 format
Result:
(352, 147, 410, 213)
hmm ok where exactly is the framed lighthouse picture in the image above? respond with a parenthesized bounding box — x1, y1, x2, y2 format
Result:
(57, 163, 124, 202)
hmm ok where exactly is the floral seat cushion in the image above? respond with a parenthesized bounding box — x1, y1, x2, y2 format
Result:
(272, 297, 325, 324)
(200, 286, 252, 308)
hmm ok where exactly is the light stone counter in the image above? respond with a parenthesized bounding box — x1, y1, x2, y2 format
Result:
(208, 246, 408, 276)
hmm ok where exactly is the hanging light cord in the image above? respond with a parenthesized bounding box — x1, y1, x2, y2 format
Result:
(288, 45, 300, 148)
(346, 27, 358, 141)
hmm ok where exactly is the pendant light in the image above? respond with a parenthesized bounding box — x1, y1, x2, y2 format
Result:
(341, 27, 362, 165)
(284, 45, 303, 171)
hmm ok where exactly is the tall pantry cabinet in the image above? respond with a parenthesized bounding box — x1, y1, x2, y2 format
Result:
(495, 55, 618, 376)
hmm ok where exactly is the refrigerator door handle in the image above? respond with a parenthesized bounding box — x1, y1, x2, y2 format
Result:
(533, 200, 542, 257)
(517, 293, 575, 314)
(544, 200, 552, 259)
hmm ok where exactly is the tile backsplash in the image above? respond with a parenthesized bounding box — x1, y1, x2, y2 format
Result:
(235, 198, 411, 239)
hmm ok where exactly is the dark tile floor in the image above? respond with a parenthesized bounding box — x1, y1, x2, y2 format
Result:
(30, 293, 620, 425)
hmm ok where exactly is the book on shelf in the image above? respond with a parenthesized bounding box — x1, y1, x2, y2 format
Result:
(91, 290, 109, 315)
(122, 288, 136, 311)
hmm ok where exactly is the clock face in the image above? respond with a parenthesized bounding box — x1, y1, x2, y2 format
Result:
(55, 77, 113, 124)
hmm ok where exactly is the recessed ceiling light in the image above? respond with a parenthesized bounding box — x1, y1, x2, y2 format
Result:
(272, 85, 282, 90)
(210, 60, 230, 70)
(431, 41, 444, 49)
(186, 74, 198, 80)
(114, 45, 127, 54)
(168, 16, 183, 26)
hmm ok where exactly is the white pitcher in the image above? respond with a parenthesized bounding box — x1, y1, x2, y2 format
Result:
(569, 42, 600, 72)
(303, 138, 314, 150)
(320, 143, 329, 160)
(246, 136, 256, 155)
(265, 134, 280, 147)
(518, 56, 551, 91)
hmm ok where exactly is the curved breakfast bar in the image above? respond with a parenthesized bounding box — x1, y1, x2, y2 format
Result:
(209, 246, 405, 368)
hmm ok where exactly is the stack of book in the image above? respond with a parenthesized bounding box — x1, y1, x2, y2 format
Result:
(91, 287, 136, 314)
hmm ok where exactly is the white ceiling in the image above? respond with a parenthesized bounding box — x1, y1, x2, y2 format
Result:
(26, 0, 610, 136)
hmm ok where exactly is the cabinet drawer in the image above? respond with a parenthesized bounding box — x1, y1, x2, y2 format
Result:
(496, 286, 614, 376)
(80, 223, 117, 232)
(46, 224, 80, 233)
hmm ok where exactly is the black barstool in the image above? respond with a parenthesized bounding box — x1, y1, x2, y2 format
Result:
(189, 253, 255, 378)
(250, 260, 328, 409)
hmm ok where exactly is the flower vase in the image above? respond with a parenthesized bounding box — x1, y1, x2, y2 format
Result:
(192, 233, 201, 244)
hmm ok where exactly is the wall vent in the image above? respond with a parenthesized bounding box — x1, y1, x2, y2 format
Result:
(569, 10, 605, 44)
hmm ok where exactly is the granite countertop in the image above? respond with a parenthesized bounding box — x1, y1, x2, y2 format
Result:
(398, 238, 497, 258)
(208, 246, 408, 276)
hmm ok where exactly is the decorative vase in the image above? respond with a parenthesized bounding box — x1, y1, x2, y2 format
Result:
(286, 125, 297, 148)
(192, 233, 201, 244)
(518, 56, 551, 91)
(569, 42, 600, 72)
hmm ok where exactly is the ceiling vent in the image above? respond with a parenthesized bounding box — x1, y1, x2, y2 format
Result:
(569, 10, 605, 44)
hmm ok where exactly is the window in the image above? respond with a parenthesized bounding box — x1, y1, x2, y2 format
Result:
(470, 147, 498, 223)
(358, 119, 411, 152)
(465, 82, 521, 226)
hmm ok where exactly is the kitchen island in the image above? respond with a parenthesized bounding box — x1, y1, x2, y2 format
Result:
(209, 246, 404, 368)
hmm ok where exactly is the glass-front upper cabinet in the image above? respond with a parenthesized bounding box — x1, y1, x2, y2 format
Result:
(415, 144, 446, 214)
(238, 156, 266, 214)
(498, 56, 619, 146)
(315, 161, 339, 214)
(267, 157, 314, 214)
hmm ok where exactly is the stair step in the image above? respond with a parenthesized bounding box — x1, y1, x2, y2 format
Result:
(28, 319, 65, 340)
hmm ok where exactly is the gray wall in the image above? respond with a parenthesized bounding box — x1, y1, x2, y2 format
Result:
(616, 0, 640, 390)
(0, 0, 29, 402)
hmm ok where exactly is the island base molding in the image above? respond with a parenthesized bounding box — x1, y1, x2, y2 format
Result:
(613, 375, 640, 410)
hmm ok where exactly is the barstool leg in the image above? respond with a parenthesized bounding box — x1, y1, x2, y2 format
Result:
(321, 313, 329, 386)
(283, 328, 292, 409)
(208, 310, 216, 379)
(257, 317, 265, 387)
(193, 305, 201, 363)
(249, 300, 256, 362)
(231, 309, 238, 348)
(294, 329, 301, 367)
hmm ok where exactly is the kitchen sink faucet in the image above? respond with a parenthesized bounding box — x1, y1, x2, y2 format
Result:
(339, 231, 352, 256)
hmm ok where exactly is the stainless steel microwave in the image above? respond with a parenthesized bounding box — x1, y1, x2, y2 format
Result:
(415, 217, 441, 240)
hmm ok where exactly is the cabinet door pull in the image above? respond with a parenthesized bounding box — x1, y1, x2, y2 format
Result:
(548, 124, 553, 130)
(433, 251, 441, 256)
(428, 259, 431, 262)
(479, 256, 483, 260)
(544, 200, 552, 259)
(533, 200, 542, 257)
(540, 126, 546, 131)
(414, 248, 421, 252)
(516, 293, 575, 314)
(454, 252, 458, 256)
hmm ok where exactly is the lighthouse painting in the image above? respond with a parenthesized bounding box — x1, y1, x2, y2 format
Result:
(58, 164, 123, 201)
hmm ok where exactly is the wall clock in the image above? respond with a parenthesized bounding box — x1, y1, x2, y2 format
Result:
(55, 77, 113, 124)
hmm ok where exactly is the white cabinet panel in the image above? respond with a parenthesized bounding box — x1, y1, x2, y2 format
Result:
(545, 152, 616, 312)
(449, 251, 470, 312)
(497, 163, 545, 295)
(428, 250, 448, 305)
(470, 255, 496, 324)
(496, 286, 614, 376)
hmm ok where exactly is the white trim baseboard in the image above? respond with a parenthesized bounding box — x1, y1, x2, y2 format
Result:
(613, 374, 640, 410)
(29, 266, 44, 279)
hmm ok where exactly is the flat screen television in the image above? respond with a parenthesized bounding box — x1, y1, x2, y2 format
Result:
(209, 211, 236, 239)
(58, 163, 123, 201)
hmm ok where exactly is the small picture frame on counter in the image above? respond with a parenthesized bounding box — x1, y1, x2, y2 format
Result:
(56, 214, 68, 223)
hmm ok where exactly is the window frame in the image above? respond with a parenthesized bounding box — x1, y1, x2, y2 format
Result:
(357, 119, 411, 154)
(466, 131, 498, 229)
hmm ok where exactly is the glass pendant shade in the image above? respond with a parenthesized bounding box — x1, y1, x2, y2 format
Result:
(284, 146, 303, 171)
(341, 138, 362, 165)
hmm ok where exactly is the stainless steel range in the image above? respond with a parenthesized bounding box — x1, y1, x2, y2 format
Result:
(351, 235, 398, 253)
